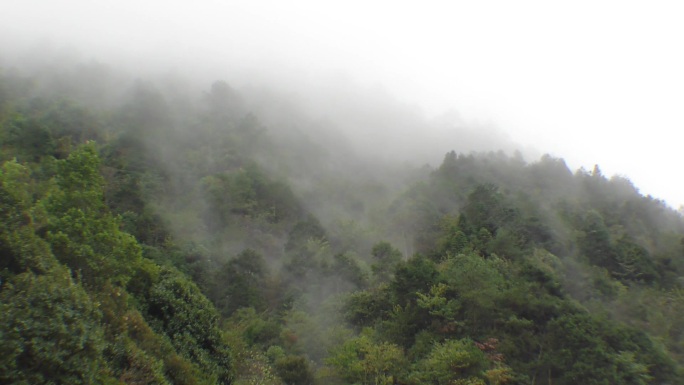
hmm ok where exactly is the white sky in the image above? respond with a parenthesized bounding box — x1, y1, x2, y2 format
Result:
(3, 0, 684, 207)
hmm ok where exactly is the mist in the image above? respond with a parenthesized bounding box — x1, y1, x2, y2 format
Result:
(5, 3, 684, 383)
(5, 1, 684, 208)
(3, 0, 683, 268)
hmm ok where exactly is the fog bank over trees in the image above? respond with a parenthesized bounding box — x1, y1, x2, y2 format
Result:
(3, 3, 684, 384)
(2, 34, 684, 385)
(4, 0, 684, 207)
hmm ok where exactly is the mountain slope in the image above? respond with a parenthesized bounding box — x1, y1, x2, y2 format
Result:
(1, 61, 683, 385)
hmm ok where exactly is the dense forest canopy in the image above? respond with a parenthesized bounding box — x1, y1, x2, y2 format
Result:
(1, 57, 684, 385)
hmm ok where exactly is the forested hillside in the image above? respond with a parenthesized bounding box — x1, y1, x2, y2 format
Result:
(2, 61, 684, 385)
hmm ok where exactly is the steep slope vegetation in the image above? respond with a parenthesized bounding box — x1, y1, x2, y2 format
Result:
(1, 62, 683, 385)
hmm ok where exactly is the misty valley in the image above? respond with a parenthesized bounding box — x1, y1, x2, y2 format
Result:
(2, 58, 684, 385)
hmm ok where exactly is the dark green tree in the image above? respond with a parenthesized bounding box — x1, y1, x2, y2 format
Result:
(147, 267, 233, 384)
(212, 248, 269, 316)
(371, 241, 403, 283)
(0, 269, 112, 384)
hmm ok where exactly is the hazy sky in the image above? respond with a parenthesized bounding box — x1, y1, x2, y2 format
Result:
(3, 0, 684, 207)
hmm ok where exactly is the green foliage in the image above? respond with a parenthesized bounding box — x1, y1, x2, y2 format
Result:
(439, 254, 509, 329)
(577, 209, 618, 270)
(390, 254, 438, 306)
(326, 331, 407, 385)
(285, 216, 327, 253)
(1, 97, 100, 161)
(410, 339, 488, 385)
(233, 351, 282, 385)
(613, 237, 658, 283)
(44, 143, 142, 287)
(3, 64, 684, 385)
(146, 267, 233, 384)
(0, 160, 58, 275)
(416, 283, 461, 322)
(543, 313, 668, 384)
(330, 252, 368, 291)
(212, 249, 269, 316)
(228, 307, 283, 350)
(0, 268, 111, 384)
(0, 160, 32, 210)
(273, 355, 314, 385)
(344, 289, 392, 328)
(3, 113, 56, 161)
(370, 241, 403, 283)
(201, 164, 302, 230)
(116, 340, 169, 385)
(436, 215, 470, 258)
(0, 143, 232, 385)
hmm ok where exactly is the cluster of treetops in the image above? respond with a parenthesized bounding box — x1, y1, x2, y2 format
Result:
(1, 61, 684, 384)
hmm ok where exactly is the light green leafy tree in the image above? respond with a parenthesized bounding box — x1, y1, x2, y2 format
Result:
(326, 330, 407, 385)
(43, 143, 142, 287)
(410, 339, 487, 385)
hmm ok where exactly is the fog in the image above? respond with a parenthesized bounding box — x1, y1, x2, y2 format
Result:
(3, 0, 684, 207)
